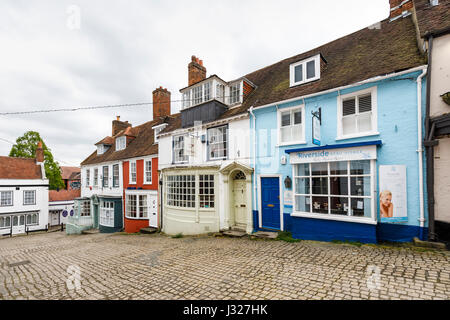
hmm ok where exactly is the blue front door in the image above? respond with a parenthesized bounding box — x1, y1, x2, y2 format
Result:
(261, 177, 281, 230)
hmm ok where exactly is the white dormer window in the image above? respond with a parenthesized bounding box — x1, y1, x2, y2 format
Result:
(193, 85, 203, 105)
(182, 91, 191, 109)
(230, 82, 241, 104)
(290, 54, 321, 87)
(116, 136, 126, 151)
(97, 145, 105, 155)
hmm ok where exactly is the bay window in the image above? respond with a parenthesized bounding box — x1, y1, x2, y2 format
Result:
(80, 200, 91, 216)
(165, 174, 215, 209)
(293, 160, 374, 221)
(100, 201, 114, 227)
(338, 87, 377, 138)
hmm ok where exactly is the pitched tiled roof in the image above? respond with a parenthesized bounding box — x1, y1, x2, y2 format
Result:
(0, 156, 43, 179)
(60, 166, 80, 180)
(159, 16, 425, 135)
(242, 16, 425, 109)
(414, 0, 450, 37)
(49, 189, 81, 202)
(81, 118, 165, 166)
(69, 171, 81, 180)
(95, 136, 114, 146)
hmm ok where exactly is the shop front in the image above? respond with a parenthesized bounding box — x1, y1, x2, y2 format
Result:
(98, 196, 123, 233)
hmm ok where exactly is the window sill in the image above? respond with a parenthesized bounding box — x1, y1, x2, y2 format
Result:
(335, 132, 379, 141)
(143, 182, 153, 185)
(291, 211, 376, 225)
(277, 141, 306, 147)
(125, 216, 149, 220)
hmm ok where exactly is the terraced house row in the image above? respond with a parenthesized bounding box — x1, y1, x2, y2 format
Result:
(70, 0, 450, 243)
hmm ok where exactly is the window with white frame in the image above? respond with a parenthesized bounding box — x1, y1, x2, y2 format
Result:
(154, 126, 165, 143)
(173, 135, 188, 163)
(216, 83, 225, 103)
(199, 175, 214, 208)
(144, 160, 152, 184)
(113, 164, 119, 187)
(100, 201, 114, 227)
(126, 194, 148, 218)
(166, 175, 196, 208)
(230, 82, 240, 104)
(293, 160, 373, 220)
(23, 190, 36, 205)
(102, 166, 109, 187)
(204, 82, 211, 101)
(290, 54, 321, 87)
(193, 85, 203, 105)
(80, 200, 91, 216)
(0, 216, 11, 228)
(0, 191, 13, 206)
(86, 169, 90, 186)
(26, 213, 38, 225)
(207, 125, 227, 160)
(339, 88, 376, 138)
(182, 91, 191, 109)
(94, 168, 98, 187)
(279, 107, 305, 145)
(116, 136, 126, 151)
(130, 161, 136, 184)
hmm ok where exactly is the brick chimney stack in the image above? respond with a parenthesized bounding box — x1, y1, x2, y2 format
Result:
(152, 87, 171, 120)
(112, 116, 132, 136)
(389, 0, 414, 20)
(188, 55, 207, 86)
(36, 141, 44, 163)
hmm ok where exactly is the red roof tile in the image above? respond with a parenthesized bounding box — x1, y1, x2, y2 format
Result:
(0, 156, 43, 179)
(60, 166, 80, 180)
(49, 189, 81, 202)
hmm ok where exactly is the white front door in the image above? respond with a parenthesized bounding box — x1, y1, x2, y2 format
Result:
(50, 211, 60, 226)
(12, 215, 25, 234)
(233, 179, 247, 226)
(149, 194, 158, 228)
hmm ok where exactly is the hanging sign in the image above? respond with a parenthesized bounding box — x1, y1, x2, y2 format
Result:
(311, 108, 321, 146)
(379, 165, 407, 222)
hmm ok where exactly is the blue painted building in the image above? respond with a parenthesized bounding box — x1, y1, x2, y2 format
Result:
(241, 14, 429, 243)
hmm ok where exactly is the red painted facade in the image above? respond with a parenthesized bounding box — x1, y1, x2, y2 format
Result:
(122, 157, 159, 233)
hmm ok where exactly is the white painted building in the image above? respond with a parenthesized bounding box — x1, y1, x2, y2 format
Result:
(158, 56, 255, 235)
(0, 143, 49, 235)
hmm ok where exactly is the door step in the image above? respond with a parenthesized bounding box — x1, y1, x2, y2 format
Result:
(221, 230, 247, 237)
(251, 231, 278, 239)
(140, 227, 158, 234)
(81, 228, 99, 235)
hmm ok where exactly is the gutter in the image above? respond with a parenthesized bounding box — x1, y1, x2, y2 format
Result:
(417, 68, 427, 240)
(253, 65, 428, 111)
(249, 106, 257, 212)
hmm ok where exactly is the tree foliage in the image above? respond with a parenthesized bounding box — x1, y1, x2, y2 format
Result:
(9, 131, 65, 190)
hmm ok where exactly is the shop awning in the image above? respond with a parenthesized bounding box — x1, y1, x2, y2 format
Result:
(284, 140, 383, 154)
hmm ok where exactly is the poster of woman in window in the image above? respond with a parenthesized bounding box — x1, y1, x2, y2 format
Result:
(379, 165, 408, 222)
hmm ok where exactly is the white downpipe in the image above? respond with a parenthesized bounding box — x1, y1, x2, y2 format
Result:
(249, 106, 257, 210)
(417, 68, 427, 230)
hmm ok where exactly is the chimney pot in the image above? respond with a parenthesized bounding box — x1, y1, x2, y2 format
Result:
(36, 141, 44, 163)
(116, 116, 120, 121)
(188, 55, 207, 86)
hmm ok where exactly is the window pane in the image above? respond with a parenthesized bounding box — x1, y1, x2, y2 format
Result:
(311, 177, 328, 194)
(358, 112, 372, 132)
(343, 98, 356, 116)
(342, 115, 356, 135)
(280, 127, 292, 143)
(311, 163, 327, 176)
(330, 177, 348, 195)
(351, 198, 371, 217)
(350, 176, 371, 196)
(296, 164, 310, 176)
(306, 60, 315, 79)
(350, 160, 370, 175)
(312, 196, 328, 214)
(358, 94, 372, 113)
(295, 178, 310, 194)
(330, 161, 347, 175)
(294, 64, 303, 83)
(295, 195, 310, 212)
(281, 112, 290, 126)
(293, 111, 302, 124)
(330, 197, 349, 216)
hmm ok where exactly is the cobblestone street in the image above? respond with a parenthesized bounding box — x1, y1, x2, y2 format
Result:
(0, 231, 449, 300)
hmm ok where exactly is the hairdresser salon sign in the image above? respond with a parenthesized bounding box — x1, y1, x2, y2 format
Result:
(290, 145, 377, 164)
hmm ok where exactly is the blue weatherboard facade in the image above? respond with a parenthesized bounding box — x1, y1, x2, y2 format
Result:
(250, 70, 428, 243)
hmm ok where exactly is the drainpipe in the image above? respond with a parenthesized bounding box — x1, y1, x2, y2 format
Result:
(417, 68, 427, 240)
(249, 106, 257, 211)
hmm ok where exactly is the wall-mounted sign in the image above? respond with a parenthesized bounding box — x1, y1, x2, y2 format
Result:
(379, 165, 407, 222)
(62, 210, 68, 217)
(284, 190, 293, 208)
(290, 145, 377, 164)
(312, 116, 321, 146)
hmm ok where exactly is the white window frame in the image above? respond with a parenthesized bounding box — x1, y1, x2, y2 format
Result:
(144, 159, 152, 184)
(173, 135, 189, 164)
(0, 191, 13, 207)
(207, 125, 228, 160)
(337, 86, 378, 140)
(291, 160, 376, 225)
(182, 91, 191, 109)
(289, 54, 321, 87)
(113, 164, 120, 188)
(100, 201, 114, 227)
(86, 169, 90, 186)
(102, 166, 109, 187)
(97, 144, 104, 155)
(192, 85, 203, 105)
(129, 161, 137, 184)
(204, 81, 211, 102)
(229, 82, 241, 105)
(80, 200, 91, 216)
(23, 190, 36, 206)
(94, 168, 98, 187)
(277, 105, 306, 146)
(126, 193, 149, 219)
(115, 136, 126, 151)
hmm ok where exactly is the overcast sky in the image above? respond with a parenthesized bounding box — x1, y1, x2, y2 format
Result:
(0, 0, 389, 166)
